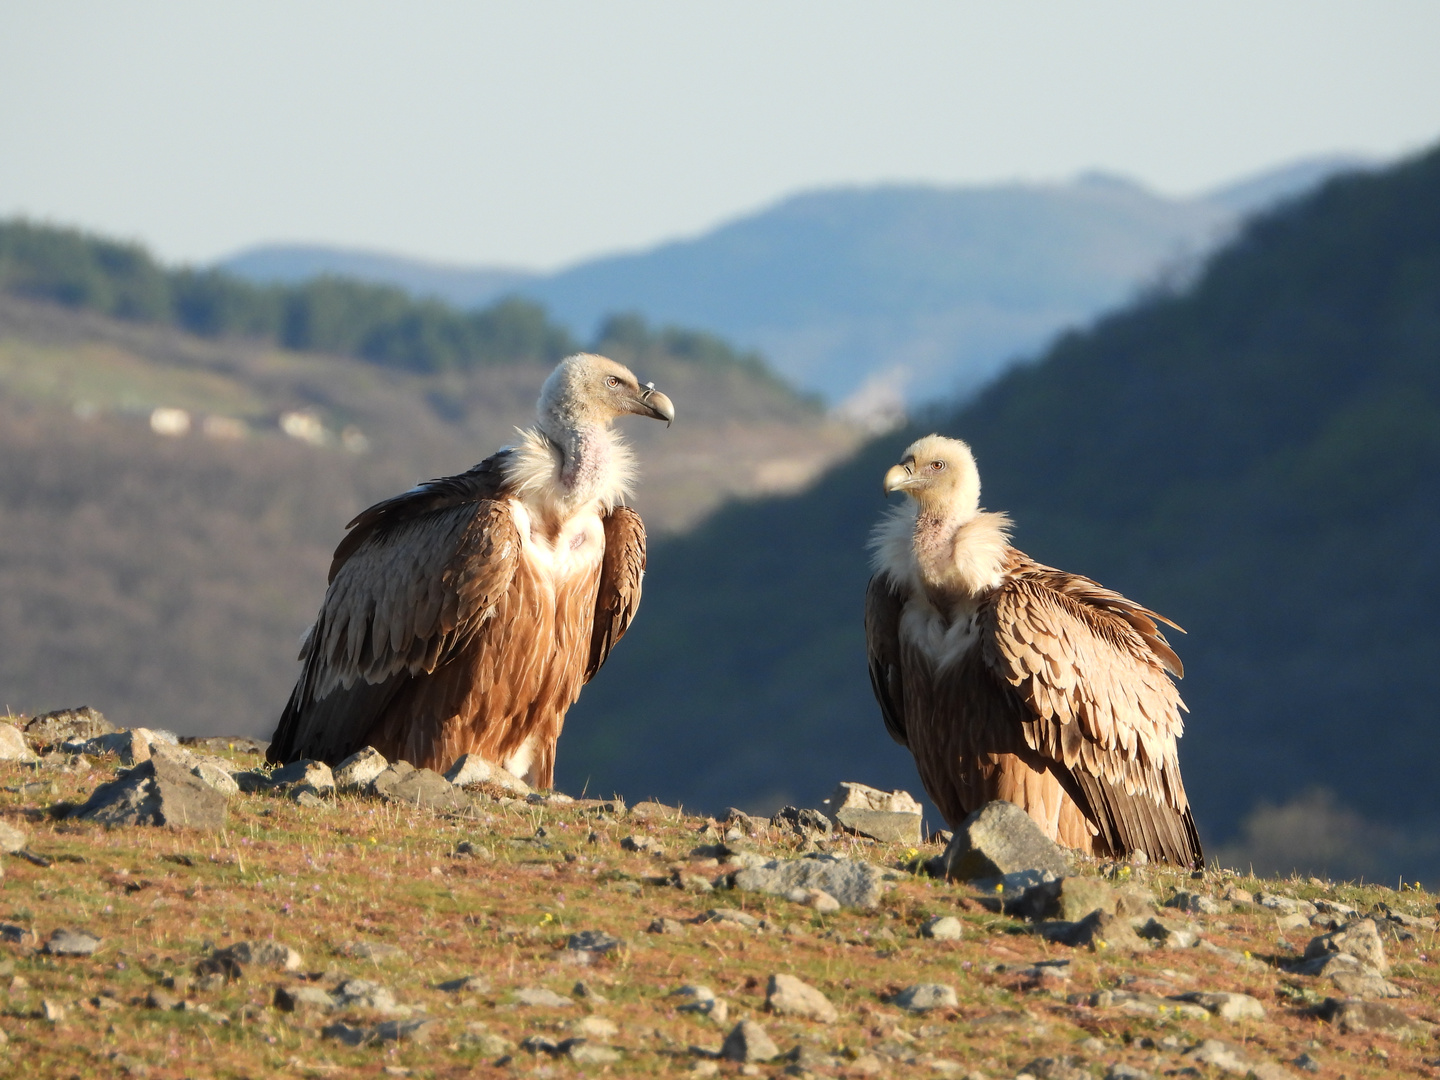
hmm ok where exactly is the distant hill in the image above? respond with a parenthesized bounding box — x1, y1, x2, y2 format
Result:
(552, 143, 1440, 885)
(221, 156, 1370, 411)
(220, 244, 534, 310)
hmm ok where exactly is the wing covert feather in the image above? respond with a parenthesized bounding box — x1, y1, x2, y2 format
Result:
(585, 506, 646, 681)
(865, 574, 909, 747)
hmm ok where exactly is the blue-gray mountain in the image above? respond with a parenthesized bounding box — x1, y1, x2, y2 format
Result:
(553, 143, 1440, 883)
(221, 155, 1367, 408)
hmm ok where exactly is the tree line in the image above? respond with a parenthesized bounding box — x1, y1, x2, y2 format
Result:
(0, 219, 779, 383)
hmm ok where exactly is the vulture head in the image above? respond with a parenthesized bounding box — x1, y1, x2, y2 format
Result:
(539, 353, 676, 433)
(883, 434, 982, 518)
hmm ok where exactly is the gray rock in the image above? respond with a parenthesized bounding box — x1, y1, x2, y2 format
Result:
(1136, 916, 1200, 949)
(567, 1041, 622, 1064)
(269, 758, 335, 794)
(333, 747, 389, 791)
(1105, 1065, 1155, 1080)
(771, 805, 832, 839)
(344, 941, 410, 963)
(766, 973, 838, 1023)
(620, 834, 664, 855)
(514, 986, 574, 1008)
(1174, 991, 1265, 1021)
(569, 1016, 619, 1039)
(191, 761, 240, 795)
(891, 983, 958, 1012)
(1014, 877, 1116, 922)
(567, 930, 623, 955)
(23, 706, 114, 749)
(695, 907, 761, 928)
(672, 984, 728, 1022)
(731, 852, 888, 909)
(443, 754, 531, 795)
(1294, 918, 1387, 975)
(1318, 998, 1436, 1039)
(374, 1017, 440, 1043)
(437, 975, 490, 993)
(375, 766, 466, 811)
(1329, 970, 1408, 998)
(933, 800, 1069, 882)
(223, 940, 301, 970)
(0, 723, 37, 763)
(1184, 1039, 1297, 1080)
(458, 1025, 513, 1056)
(783, 887, 840, 912)
(274, 985, 337, 1012)
(0, 924, 32, 945)
(1042, 909, 1148, 952)
(1018, 1057, 1090, 1080)
(1166, 890, 1224, 915)
(146, 989, 180, 1010)
(321, 1022, 373, 1046)
(43, 928, 101, 956)
(647, 918, 687, 935)
(824, 782, 923, 844)
(332, 978, 403, 1013)
(79, 729, 155, 765)
(1292, 1052, 1321, 1073)
(0, 821, 27, 854)
(72, 757, 228, 830)
(1256, 893, 1317, 917)
(1092, 990, 1209, 1020)
(721, 1019, 779, 1062)
(920, 916, 963, 940)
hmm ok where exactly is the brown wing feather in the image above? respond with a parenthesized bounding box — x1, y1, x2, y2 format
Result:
(864, 574, 909, 747)
(268, 455, 520, 765)
(585, 506, 646, 682)
(980, 556, 1202, 867)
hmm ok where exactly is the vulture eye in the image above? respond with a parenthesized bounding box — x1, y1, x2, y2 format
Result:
(605, 375, 620, 388)
(929, 460, 946, 471)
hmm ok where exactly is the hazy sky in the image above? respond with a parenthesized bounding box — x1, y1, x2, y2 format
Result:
(4, 2, 1439, 270)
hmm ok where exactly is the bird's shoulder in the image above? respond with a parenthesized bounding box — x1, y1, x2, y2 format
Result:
(329, 449, 518, 582)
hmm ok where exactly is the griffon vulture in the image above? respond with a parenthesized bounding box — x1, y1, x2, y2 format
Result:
(267, 353, 675, 788)
(865, 435, 1202, 866)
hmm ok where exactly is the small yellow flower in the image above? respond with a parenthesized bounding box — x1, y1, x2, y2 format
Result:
(995, 883, 1004, 894)
(539, 912, 555, 925)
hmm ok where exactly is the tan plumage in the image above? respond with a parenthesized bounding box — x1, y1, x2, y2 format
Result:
(865, 435, 1202, 866)
(267, 353, 674, 788)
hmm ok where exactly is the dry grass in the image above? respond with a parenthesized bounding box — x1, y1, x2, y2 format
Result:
(1, 753, 1438, 1079)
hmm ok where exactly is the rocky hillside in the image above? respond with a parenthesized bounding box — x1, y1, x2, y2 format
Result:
(0, 714, 1436, 1079)
(0, 291, 860, 738)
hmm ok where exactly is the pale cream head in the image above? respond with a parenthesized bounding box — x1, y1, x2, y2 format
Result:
(537, 353, 675, 434)
(882, 434, 982, 519)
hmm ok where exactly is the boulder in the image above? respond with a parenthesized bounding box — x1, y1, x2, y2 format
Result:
(0, 723, 37, 763)
(77, 729, 155, 765)
(71, 757, 228, 830)
(269, 759, 335, 795)
(24, 707, 114, 749)
(932, 800, 1069, 882)
(765, 973, 838, 1023)
(43, 928, 102, 956)
(222, 940, 302, 970)
(823, 782, 923, 844)
(1293, 918, 1388, 975)
(891, 983, 958, 1012)
(720, 1019, 778, 1062)
(1013, 877, 1116, 922)
(770, 805, 832, 840)
(333, 747, 389, 791)
(1174, 991, 1266, 1021)
(375, 765, 467, 811)
(731, 853, 888, 909)
(920, 916, 963, 941)
(443, 754, 531, 795)
(0, 820, 28, 855)
(1042, 909, 1148, 952)
(1318, 998, 1436, 1039)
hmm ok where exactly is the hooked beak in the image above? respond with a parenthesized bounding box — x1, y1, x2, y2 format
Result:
(632, 382, 675, 427)
(883, 463, 914, 495)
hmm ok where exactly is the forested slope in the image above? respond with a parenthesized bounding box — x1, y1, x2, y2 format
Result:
(558, 144, 1440, 881)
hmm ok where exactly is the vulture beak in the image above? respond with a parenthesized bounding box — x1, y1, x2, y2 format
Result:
(633, 382, 675, 427)
(883, 462, 914, 495)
